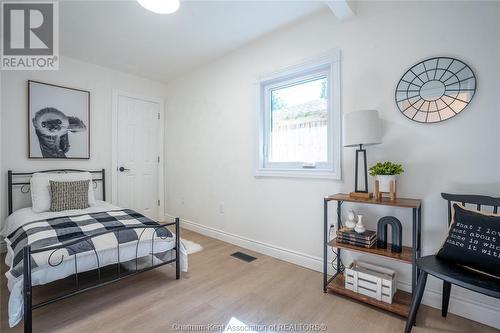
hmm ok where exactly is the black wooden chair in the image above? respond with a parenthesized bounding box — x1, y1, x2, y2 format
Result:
(404, 193, 500, 333)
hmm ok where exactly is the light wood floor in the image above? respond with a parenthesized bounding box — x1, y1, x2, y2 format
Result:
(1, 229, 498, 333)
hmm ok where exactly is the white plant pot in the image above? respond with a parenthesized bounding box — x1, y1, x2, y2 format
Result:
(376, 175, 396, 192)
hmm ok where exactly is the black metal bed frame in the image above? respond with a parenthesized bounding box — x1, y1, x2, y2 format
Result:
(8, 169, 107, 215)
(7, 169, 181, 333)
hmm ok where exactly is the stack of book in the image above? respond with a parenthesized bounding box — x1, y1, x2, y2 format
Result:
(337, 228, 376, 248)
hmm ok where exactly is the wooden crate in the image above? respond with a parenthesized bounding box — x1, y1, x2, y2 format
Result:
(344, 260, 397, 304)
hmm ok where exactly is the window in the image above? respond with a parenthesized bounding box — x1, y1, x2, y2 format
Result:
(256, 52, 341, 179)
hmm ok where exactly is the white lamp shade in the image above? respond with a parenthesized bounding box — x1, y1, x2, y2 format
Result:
(343, 109, 382, 147)
(137, 0, 180, 14)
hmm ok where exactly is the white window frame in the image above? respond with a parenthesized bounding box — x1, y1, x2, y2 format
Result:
(255, 50, 341, 180)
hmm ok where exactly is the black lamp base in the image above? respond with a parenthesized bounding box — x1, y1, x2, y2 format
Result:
(352, 144, 371, 197)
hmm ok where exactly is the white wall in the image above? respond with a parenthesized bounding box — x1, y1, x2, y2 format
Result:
(164, 1, 500, 328)
(0, 56, 168, 221)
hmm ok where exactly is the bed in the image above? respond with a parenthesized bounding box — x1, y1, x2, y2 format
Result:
(1, 169, 187, 333)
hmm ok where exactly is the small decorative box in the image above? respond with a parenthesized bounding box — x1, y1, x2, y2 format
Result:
(344, 260, 397, 304)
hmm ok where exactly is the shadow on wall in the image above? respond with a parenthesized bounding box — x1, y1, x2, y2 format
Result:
(445, 182, 500, 198)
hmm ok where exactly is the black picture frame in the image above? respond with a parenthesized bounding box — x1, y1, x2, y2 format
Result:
(28, 80, 90, 159)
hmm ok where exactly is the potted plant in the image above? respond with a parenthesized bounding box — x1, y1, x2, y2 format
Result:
(369, 162, 404, 193)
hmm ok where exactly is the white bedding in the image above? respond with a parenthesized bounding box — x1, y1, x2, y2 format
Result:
(1, 201, 118, 241)
(1, 201, 188, 327)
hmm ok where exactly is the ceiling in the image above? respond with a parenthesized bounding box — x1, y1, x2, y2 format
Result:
(60, 1, 327, 83)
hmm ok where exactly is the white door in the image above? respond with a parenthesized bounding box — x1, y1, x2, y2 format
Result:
(116, 94, 162, 220)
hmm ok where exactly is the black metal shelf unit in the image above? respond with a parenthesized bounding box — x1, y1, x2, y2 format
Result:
(322, 193, 422, 316)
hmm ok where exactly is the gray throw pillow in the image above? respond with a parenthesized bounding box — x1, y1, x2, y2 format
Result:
(49, 180, 90, 212)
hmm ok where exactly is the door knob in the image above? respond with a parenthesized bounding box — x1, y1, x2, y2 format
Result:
(118, 167, 130, 172)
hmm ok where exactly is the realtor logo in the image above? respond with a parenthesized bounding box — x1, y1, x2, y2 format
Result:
(1, 1, 59, 70)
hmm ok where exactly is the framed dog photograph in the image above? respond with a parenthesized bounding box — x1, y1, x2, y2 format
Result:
(28, 80, 90, 159)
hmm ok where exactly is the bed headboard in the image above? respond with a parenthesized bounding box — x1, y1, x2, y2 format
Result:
(7, 169, 106, 215)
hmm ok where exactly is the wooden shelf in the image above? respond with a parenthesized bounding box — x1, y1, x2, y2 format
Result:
(323, 193, 421, 317)
(328, 238, 413, 264)
(327, 274, 411, 317)
(325, 193, 421, 208)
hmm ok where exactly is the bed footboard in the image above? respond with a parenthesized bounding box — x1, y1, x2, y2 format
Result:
(22, 217, 181, 333)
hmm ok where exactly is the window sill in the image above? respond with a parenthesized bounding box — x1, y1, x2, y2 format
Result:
(254, 169, 341, 180)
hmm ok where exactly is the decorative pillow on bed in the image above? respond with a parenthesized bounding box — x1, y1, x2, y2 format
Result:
(436, 204, 500, 277)
(31, 172, 96, 212)
(49, 180, 90, 211)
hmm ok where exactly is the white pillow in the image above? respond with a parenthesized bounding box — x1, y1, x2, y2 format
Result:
(30, 172, 96, 213)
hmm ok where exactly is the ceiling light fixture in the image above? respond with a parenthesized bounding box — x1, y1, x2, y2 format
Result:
(137, 0, 180, 14)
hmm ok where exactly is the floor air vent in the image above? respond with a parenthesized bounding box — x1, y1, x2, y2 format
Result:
(231, 251, 257, 263)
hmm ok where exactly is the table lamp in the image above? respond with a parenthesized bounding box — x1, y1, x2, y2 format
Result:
(343, 109, 382, 199)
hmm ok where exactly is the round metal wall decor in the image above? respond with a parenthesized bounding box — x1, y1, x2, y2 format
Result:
(395, 57, 476, 123)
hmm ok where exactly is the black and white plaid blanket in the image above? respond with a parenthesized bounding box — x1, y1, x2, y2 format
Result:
(6, 209, 172, 279)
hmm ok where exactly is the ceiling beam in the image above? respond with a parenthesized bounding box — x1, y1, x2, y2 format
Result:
(325, 0, 357, 21)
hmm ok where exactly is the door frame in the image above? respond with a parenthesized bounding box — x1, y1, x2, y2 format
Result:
(111, 89, 165, 220)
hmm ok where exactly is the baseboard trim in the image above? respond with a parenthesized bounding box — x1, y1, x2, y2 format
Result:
(172, 215, 500, 329)
(174, 216, 323, 272)
(423, 285, 500, 329)
(397, 280, 500, 329)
